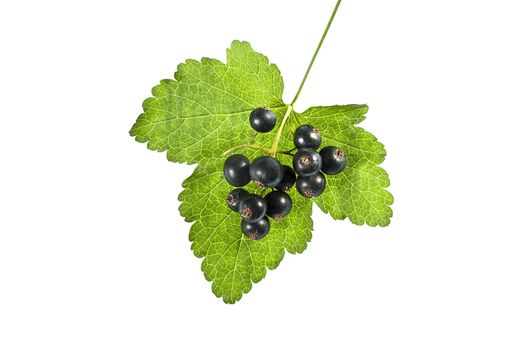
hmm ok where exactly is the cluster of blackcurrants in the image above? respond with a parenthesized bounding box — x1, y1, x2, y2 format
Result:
(223, 106, 347, 240)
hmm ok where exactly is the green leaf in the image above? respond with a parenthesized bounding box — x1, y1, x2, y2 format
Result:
(130, 40, 286, 164)
(298, 105, 393, 226)
(179, 158, 312, 304)
(132, 41, 312, 303)
(130, 41, 393, 303)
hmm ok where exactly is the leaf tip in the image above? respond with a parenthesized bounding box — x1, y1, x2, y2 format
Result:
(230, 39, 252, 50)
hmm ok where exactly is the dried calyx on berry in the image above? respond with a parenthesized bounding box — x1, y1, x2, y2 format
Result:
(294, 124, 322, 149)
(238, 194, 267, 223)
(227, 188, 249, 212)
(275, 165, 296, 191)
(249, 156, 283, 188)
(296, 172, 326, 198)
(265, 190, 292, 220)
(241, 216, 270, 240)
(293, 147, 322, 177)
(319, 146, 346, 175)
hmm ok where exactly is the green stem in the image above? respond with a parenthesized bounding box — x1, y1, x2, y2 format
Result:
(245, 131, 258, 144)
(290, 0, 342, 105)
(277, 150, 295, 156)
(269, 104, 293, 156)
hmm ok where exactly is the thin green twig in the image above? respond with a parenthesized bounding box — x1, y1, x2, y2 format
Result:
(290, 0, 342, 105)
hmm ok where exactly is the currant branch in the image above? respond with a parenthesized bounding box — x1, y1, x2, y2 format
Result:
(223, 0, 342, 160)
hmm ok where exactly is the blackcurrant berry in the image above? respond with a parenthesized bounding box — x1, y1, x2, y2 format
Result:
(293, 124, 322, 149)
(296, 173, 326, 198)
(265, 191, 292, 220)
(320, 146, 347, 175)
(223, 154, 250, 187)
(249, 156, 283, 188)
(238, 194, 267, 223)
(275, 165, 296, 191)
(293, 147, 322, 177)
(226, 188, 249, 212)
(249, 107, 276, 133)
(241, 216, 270, 240)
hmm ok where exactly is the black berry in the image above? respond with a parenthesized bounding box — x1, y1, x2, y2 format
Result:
(226, 188, 249, 212)
(249, 156, 283, 188)
(241, 216, 270, 240)
(238, 194, 267, 223)
(249, 107, 276, 133)
(294, 124, 322, 149)
(265, 191, 292, 220)
(223, 154, 250, 187)
(275, 165, 296, 191)
(296, 173, 326, 198)
(320, 146, 347, 175)
(293, 147, 322, 177)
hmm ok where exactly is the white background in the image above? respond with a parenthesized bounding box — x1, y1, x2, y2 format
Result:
(1, 0, 522, 349)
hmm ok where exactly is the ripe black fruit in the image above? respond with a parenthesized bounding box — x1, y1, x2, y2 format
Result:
(294, 124, 322, 149)
(249, 156, 283, 188)
(249, 107, 276, 133)
(227, 188, 249, 212)
(296, 173, 326, 198)
(238, 194, 267, 223)
(275, 165, 296, 191)
(293, 147, 322, 177)
(265, 191, 292, 219)
(241, 216, 270, 240)
(223, 154, 250, 187)
(320, 146, 347, 175)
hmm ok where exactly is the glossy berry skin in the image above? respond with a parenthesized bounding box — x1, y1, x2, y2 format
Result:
(223, 154, 250, 187)
(294, 124, 322, 149)
(241, 216, 270, 240)
(265, 191, 292, 219)
(238, 194, 267, 223)
(320, 146, 347, 175)
(227, 188, 249, 212)
(275, 165, 296, 191)
(249, 107, 276, 133)
(249, 156, 283, 188)
(293, 147, 322, 177)
(296, 173, 326, 198)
